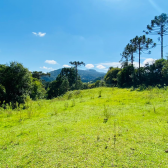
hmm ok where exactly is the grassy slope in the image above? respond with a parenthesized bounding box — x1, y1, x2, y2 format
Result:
(1, 87, 168, 167)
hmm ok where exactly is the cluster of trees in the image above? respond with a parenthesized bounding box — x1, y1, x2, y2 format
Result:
(106, 13, 168, 88)
(1, 13, 168, 107)
(0, 62, 46, 107)
(121, 13, 168, 75)
(0, 61, 88, 107)
(47, 61, 89, 99)
(104, 58, 168, 88)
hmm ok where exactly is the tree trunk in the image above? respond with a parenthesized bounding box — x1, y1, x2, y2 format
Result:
(139, 44, 141, 83)
(76, 65, 77, 86)
(161, 25, 163, 59)
(131, 52, 133, 65)
(139, 45, 140, 76)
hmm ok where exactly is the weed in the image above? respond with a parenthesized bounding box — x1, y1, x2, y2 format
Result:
(64, 102, 69, 109)
(113, 120, 117, 149)
(74, 90, 81, 96)
(71, 99, 75, 107)
(91, 95, 94, 99)
(103, 105, 111, 123)
(130, 86, 135, 91)
(98, 90, 102, 98)
(153, 106, 156, 113)
(138, 84, 146, 91)
(53, 107, 58, 115)
(67, 91, 73, 100)
(27, 109, 33, 118)
(145, 101, 151, 104)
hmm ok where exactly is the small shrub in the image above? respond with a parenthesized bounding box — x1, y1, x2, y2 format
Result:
(130, 86, 135, 91)
(67, 92, 73, 100)
(74, 90, 81, 95)
(51, 107, 58, 116)
(138, 84, 146, 91)
(103, 105, 111, 123)
(98, 90, 102, 98)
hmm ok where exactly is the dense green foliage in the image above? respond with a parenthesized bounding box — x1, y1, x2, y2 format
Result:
(0, 62, 32, 106)
(30, 78, 46, 100)
(104, 67, 121, 86)
(0, 62, 46, 107)
(47, 68, 77, 99)
(105, 59, 168, 88)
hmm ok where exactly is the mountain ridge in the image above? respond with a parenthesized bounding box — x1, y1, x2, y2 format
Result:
(41, 68, 106, 82)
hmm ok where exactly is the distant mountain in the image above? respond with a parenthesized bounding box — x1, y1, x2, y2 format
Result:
(41, 69, 105, 82)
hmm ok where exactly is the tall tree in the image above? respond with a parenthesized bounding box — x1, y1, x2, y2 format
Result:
(47, 68, 76, 99)
(130, 35, 156, 76)
(69, 61, 85, 85)
(120, 43, 136, 66)
(143, 13, 168, 59)
(0, 62, 32, 106)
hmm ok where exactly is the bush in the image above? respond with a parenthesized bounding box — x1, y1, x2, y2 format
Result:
(0, 62, 32, 107)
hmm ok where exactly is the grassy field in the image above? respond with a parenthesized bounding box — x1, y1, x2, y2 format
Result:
(1, 87, 168, 167)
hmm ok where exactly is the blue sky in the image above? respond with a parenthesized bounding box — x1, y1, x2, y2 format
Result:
(0, 0, 168, 72)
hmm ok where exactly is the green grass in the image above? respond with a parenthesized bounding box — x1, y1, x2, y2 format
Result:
(1, 87, 168, 167)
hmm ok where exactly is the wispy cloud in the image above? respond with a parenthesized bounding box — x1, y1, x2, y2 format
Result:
(63, 65, 71, 68)
(85, 64, 94, 69)
(40, 66, 53, 70)
(32, 32, 46, 37)
(148, 0, 163, 13)
(45, 60, 57, 64)
(100, 62, 121, 67)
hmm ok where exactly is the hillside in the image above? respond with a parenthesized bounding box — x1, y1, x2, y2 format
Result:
(1, 87, 168, 167)
(41, 69, 105, 82)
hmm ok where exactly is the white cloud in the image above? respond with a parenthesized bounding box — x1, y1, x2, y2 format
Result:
(63, 65, 71, 68)
(85, 64, 94, 69)
(95, 58, 156, 71)
(45, 60, 57, 64)
(97, 65, 106, 69)
(32, 32, 46, 37)
(100, 62, 121, 68)
(40, 66, 53, 70)
(133, 62, 143, 68)
(143, 58, 156, 65)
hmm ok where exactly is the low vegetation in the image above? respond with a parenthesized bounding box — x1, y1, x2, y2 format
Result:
(1, 87, 168, 167)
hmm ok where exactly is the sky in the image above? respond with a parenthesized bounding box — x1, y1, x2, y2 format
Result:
(0, 0, 168, 72)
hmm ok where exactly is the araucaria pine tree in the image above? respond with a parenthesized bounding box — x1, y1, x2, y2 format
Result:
(144, 13, 168, 59)
(69, 61, 85, 86)
(130, 35, 156, 76)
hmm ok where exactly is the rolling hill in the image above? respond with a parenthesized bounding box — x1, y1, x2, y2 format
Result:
(41, 69, 106, 82)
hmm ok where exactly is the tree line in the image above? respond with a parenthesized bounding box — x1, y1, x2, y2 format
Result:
(1, 13, 168, 108)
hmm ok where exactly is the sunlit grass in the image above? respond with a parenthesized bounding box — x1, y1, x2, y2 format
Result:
(1, 87, 168, 167)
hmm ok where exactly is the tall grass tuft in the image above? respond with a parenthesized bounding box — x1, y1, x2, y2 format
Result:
(98, 90, 102, 98)
(103, 105, 111, 123)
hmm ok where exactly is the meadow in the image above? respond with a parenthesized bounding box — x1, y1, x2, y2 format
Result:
(1, 87, 168, 167)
